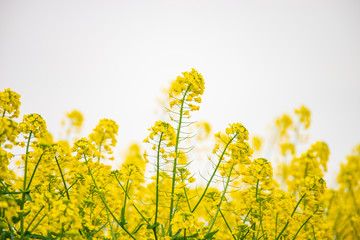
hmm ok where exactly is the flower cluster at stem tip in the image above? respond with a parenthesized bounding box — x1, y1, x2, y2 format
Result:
(169, 68, 205, 111)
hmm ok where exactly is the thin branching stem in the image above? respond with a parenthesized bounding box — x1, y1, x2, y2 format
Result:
(154, 132, 163, 239)
(26, 152, 45, 191)
(21, 130, 32, 236)
(276, 193, 306, 240)
(168, 85, 191, 235)
(191, 133, 238, 213)
(207, 162, 235, 234)
(55, 156, 70, 200)
(84, 155, 137, 240)
(220, 209, 236, 240)
(292, 214, 313, 240)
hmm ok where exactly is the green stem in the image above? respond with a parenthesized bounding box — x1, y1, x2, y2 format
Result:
(105, 207, 116, 240)
(220, 209, 236, 240)
(258, 197, 265, 239)
(291, 214, 313, 240)
(21, 130, 32, 236)
(0, 181, 16, 200)
(207, 163, 235, 235)
(311, 224, 317, 240)
(121, 176, 131, 225)
(55, 156, 70, 200)
(114, 174, 150, 225)
(255, 179, 259, 200)
(184, 187, 192, 212)
(326, 191, 335, 217)
(168, 85, 191, 235)
(275, 212, 278, 238)
(254, 178, 265, 239)
(276, 193, 306, 240)
(133, 205, 151, 225)
(154, 133, 163, 229)
(21, 178, 77, 239)
(29, 213, 46, 233)
(26, 152, 45, 190)
(60, 179, 77, 198)
(236, 207, 253, 239)
(291, 193, 306, 217)
(350, 218, 360, 240)
(0, 190, 29, 195)
(7, 222, 14, 240)
(84, 155, 137, 240)
(252, 224, 257, 240)
(243, 208, 252, 224)
(239, 223, 254, 240)
(98, 132, 106, 162)
(348, 181, 359, 213)
(22, 206, 45, 238)
(191, 133, 238, 213)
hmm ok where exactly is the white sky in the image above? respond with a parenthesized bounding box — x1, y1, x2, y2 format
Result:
(1, 0, 360, 185)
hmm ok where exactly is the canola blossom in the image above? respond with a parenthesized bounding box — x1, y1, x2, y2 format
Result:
(0, 70, 359, 239)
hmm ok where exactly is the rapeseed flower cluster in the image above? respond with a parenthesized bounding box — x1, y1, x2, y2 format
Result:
(169, 68, 204, 112)
(0, 70, 359, 239)
(20, 114, 47, 138)
(61, 110, 84, 136)
(89, 119, 119, 159)
(0, 89, 21, 119)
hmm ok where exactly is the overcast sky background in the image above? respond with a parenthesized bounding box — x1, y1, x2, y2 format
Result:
(1, 0, 360, 186)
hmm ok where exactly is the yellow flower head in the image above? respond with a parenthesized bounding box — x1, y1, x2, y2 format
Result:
(251, 135, 262, 152)
(226, 122, 249, 142)
(0, 88, 21, 118)
(309, 141, 330, 172)
(67, 110, 84, 128)
(20, 113, 47, 138)
(276, 114, 293, 136)
(280, 142, 295, 156)
(89, 118, 119, 150)
(0, 117, 19, 145)
(169, 68, 205, 112)
(72, 137, 99, 159)
(295, 105, 311, 129)
(144, 121, 176, 147)
(196, 121, 211, 140)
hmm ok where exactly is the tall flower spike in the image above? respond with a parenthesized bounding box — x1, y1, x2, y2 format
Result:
(169, 68, 205, 112)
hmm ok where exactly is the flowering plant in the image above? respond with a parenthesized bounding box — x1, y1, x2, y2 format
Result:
(0, 70, 359, 239)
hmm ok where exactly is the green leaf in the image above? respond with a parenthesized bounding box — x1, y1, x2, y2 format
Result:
(133, 223, 146, 234)
(0, 217, 7, 228)
(11, 216, 20, 224)
(120, 206, 127, 227)
(25, 192, 33, 202)
(146, 222, 160, 230)
(203, 230, 219, 239)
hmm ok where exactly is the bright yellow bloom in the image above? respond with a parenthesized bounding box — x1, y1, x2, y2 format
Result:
(19, 113, 47, 138)
(295, 105, 311, 129)
(67, 110, 84, 127)
(251, 135, 262, 151)
(169, 68, 205, 113)
(89, 119, 119, 158)
(0, 88, 21, 118)
(144, 121, 176, 147)
(276, 114, 293, 136)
